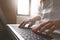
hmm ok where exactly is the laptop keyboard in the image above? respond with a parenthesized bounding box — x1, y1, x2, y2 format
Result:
(11, 24, 53, 40)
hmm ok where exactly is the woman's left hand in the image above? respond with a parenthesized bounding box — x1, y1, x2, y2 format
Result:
(33, 19, 60, 35)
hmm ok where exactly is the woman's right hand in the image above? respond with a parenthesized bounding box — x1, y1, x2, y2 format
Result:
(19, 19, 36, 28)
(19, 16, 41, 28)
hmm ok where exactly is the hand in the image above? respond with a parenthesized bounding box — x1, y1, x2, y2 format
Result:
(19, 16, 41, 28)
(33, 19, 60, 36)
(19, 19, 36, 28)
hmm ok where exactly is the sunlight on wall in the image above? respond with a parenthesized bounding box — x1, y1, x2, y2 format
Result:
(18, 0, 29, 15)
(18, 0, 40, 17)
(31, 0, 40, 18)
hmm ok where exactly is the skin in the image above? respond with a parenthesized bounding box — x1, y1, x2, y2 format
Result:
(33, 19, 60, 36)
(19, 16, 60, 36)
(19, 0, 60, 36)
(19, 16, 41, 28)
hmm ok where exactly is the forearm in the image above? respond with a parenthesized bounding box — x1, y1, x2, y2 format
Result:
(31, 16, 41, 21)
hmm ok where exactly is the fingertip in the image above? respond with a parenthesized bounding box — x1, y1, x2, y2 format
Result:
(45, 25, 55, 35)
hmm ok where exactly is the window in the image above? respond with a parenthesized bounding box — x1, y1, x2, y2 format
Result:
(18, 0, 30, 16)
(31, 0, 40, 17)
(18, 0, 40, 16)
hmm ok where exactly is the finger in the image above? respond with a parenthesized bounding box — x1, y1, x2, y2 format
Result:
(19, 21, 27, 28)
(32, 28, 38, 34)
(19, 21, 25, 28)
(39, 23, 53, 33)
(28, 22, 35, 28)
(36, 21, 52, 33)
(37, 21, 52, 29)
(33, 21, 52, 34)
(46, 25, 56, 35)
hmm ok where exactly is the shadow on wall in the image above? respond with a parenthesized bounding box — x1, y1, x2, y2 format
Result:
(0, 8, 7, 31)
(0, 0, 17, 24)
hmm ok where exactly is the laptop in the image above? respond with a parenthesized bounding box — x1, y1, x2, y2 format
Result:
(7, 24, 55, 40)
